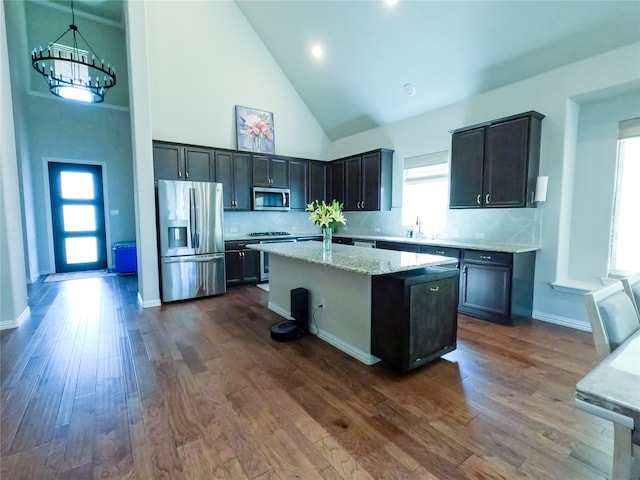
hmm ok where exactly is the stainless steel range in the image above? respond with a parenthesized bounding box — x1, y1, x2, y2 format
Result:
(249, 231, 296, 281)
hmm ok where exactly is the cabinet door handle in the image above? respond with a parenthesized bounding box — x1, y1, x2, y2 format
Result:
(186, 171, 189, 179)
(476, 194, 481, 205)
(485, 194, 490, 204)
(480, 255, 492, 260)
(429, 285, 440, 292)
(178, 169, 182, 179)
(436, 250, 445, 255)
(361, 201, 365, 209)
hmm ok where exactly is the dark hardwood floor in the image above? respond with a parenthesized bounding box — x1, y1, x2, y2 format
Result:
(1, 275, 613, 479)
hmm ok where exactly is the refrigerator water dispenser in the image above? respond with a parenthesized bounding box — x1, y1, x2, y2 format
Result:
(168, 226, 187, 248)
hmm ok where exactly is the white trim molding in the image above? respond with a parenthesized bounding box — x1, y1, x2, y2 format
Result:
(0, 306, 30, 330)
(533, 310, 591, 332)
(268, 301, 381, 365)
(138, 292, 161, 309)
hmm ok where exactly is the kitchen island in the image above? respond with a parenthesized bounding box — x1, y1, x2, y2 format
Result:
(248, 241, 459, 369)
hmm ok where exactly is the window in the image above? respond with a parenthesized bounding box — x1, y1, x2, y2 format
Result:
(402, 151, 449, 238)
(609, 118, 640, 276)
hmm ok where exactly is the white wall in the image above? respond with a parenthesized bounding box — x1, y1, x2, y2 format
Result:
(569, 90, 640, 282)
(330, 43, 640, 329)
(0, 0, 29, 329)
(144, 0, 331, 160)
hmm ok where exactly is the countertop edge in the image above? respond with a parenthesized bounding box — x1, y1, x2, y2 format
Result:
(247, 242, 458, 276)
(227, 233, 539, 254)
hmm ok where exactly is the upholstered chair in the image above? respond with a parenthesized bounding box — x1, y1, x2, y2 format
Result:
(621, 273, 640, 320)
(584, 282, 640, 480)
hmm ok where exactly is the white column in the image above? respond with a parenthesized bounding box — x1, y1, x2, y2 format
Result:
(0, 0, 29, 329)
(124, 0, 161, 307)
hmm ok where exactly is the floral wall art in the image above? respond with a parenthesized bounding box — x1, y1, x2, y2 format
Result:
(235, 105, 275, 154)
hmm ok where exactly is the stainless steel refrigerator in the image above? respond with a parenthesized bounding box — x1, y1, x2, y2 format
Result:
(156, 179, 226, 302)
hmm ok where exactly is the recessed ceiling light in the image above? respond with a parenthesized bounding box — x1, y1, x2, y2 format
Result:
(385, 0, 399, 7)
(403, 83, 416, 97)
(311, 45, 323, 59)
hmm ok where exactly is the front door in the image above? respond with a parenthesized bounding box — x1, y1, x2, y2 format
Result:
(48, 162, 107, 273)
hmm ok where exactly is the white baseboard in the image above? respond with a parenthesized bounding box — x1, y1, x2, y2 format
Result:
(268, 301, 292, 320)
(0, 306, 30, 330)
(138, 292, 161, 308)
(267, 301, 380, 365)
(315, 329, 381, 365)
(533, 310, 591, 332)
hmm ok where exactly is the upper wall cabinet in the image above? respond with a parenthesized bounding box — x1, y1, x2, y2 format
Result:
(289, 158, 309, 210)
(252, 155, 288, 188)
(449, 111, 544, 209)
(309, 161, 327, 203)
(214, 150, 252, 210)
(342, 148, 393, 211)
(153, 141, 214, 182)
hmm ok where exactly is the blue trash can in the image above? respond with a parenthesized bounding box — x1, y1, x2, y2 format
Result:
(113, 241, 137, 273)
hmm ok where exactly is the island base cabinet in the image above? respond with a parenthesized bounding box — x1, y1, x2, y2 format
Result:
(371, 268, 460, 372)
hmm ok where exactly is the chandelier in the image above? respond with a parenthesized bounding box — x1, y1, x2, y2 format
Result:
(30, 1, 116, 103)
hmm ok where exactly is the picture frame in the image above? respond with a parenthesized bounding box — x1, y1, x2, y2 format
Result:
(235, 105, 275, 154)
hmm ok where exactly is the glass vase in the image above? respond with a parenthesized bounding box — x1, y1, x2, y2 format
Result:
(322, 227, 332, 251)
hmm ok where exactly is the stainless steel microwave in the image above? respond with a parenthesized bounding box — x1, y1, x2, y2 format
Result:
(252, 187, 291, 211)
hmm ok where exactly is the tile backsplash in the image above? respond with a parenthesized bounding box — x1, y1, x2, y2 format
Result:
(225, 207, 541, 246)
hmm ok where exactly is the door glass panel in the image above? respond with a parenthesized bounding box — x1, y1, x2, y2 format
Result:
(65, 237, 98, 264)
(62, 205, 96, 232)
(60, 171, 94, 199)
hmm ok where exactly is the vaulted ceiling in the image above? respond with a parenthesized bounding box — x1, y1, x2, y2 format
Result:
(53, 0, 640, 141)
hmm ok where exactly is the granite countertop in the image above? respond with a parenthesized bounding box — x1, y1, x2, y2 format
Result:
(576, 330, 640, 424)
(338, 234, 539, 253)
(247, 241, 457, 276)
(226, 232, 539, 253)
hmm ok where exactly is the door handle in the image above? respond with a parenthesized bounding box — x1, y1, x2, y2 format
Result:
(429, 285, 440, 292)
(477, 194, 481, 205)
(485, 194, 490, 205)
(189, 188, 196, 247)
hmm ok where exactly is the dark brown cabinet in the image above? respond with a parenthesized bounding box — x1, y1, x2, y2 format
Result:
(372, 268, 460, 372)
(309, 160, 327, 203)
(289, 158, 309, 210)
(342, 149, 392, 211)
(328, 160, 345, 204)
(225, 241, 260, 285)
(449, 111, 544, 209)
(153, 141, 214, 182)
(152, 141, 393, 213)
(459, 249, 536, 324)
(252, 155, 288, 188)
(214, 150, 252, 210)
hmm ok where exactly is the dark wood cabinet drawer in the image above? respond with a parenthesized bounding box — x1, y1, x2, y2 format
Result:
(463, 249, 512, 266)
(420, 245, 460, 260)
(225, 240, 258, 251)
